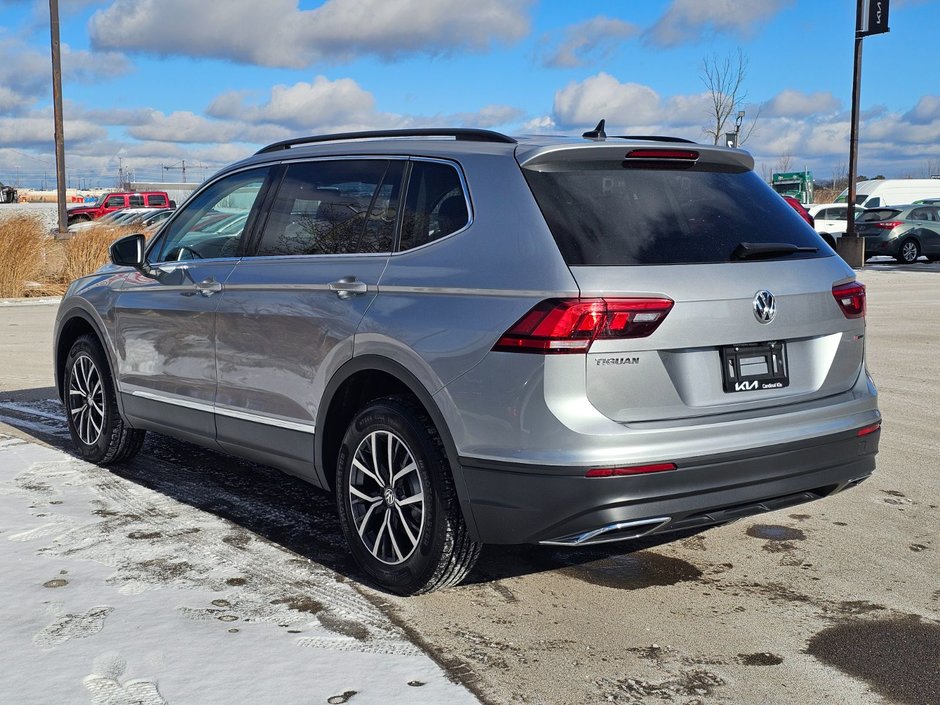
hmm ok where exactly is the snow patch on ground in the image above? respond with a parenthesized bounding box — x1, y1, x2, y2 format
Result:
(0, 433, 479, 704)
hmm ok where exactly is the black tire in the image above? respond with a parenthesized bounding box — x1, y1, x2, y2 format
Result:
(897, 238, 921, 264)
(63, 334, 145, 464)
(335, 396, 481, 595)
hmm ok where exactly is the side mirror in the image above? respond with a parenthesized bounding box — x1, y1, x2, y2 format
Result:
(109, 233, 146, 268)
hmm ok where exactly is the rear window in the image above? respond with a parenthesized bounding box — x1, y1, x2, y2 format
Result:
(524, 165, 826, 265)
(859, 209, 900, 222)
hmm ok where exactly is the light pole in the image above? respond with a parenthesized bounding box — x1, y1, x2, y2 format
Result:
(734, 110, 745, 148)
(49, 0, 69, 238)
(841, 0, 891, 267)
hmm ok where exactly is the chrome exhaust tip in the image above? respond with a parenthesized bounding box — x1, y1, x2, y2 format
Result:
(539, 517, 671, 547)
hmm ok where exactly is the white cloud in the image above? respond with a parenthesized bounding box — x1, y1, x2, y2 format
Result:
(645, 0, 793, 47)
(553, 73, 662, 129)
(540, 16, 639, 68)
(89, 0, 531, 68)
(904, 96, 940, 124)
(0, 113, 107, 147)
(208, 77, 377, 130)
(521, 115, 555, 132)
(762, 90, 840, 118)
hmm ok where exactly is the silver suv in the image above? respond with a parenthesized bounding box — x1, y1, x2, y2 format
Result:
(54, 126, 881, 594)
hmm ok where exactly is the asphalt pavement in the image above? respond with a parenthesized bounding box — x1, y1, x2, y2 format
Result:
(1, 264, 938, 705)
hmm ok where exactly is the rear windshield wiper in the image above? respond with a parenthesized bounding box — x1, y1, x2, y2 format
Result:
(731, 242, 818, 261)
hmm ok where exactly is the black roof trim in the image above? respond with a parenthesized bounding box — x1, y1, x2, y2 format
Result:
(256, 128, 517, 154)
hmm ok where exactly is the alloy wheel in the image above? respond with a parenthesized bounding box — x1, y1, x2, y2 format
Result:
(68, 353, 105, 446)
(347, 430, 425, 565)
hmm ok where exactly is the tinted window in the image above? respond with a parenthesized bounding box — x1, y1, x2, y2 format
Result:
(148, 194, 168, 207)
(104, 195, 125, 208)
(858, 209, 900, 222)
(524, 165, 825, 265)
(257, 160, 400, 256)
(151, 167, 269, 262)
(399, 161, 469, 252)
(128, 194, 144, 207)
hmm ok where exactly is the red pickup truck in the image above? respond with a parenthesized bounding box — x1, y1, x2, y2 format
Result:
(67, 191, 172, 224)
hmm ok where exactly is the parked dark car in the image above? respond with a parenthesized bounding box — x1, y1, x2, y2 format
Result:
(857, 204, 940, 263)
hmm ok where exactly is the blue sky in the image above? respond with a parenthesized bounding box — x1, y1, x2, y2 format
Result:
(1, 0, 938, 190)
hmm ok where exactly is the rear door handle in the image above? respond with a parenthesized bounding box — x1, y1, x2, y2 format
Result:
(195, 278, 223, 297)
(328, 277, 368, 299)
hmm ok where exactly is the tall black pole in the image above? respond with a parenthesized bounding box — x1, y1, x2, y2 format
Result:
(49, 0, 68, 238)
(838, 2, 868, 268)
(846, 35, 863, 242)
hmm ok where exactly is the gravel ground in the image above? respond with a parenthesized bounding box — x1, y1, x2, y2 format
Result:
(0, 202, 60, 232)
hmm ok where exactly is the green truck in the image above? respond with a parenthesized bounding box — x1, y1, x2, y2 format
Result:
(771, 171, 814, 205)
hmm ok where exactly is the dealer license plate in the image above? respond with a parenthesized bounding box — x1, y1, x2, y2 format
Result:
(720, 341, 789, 393)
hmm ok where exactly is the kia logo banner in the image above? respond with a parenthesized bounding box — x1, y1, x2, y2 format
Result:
(857, 0, 890, 36)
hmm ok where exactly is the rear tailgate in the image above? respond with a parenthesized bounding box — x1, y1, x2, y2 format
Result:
(520, 142, 864, 423)
(572, 260, 863, 422)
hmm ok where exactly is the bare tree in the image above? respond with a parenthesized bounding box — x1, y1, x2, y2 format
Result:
(701, 49, 759, 146)
(774, 152, 793, 173)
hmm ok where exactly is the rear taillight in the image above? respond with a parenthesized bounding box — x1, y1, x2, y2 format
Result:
(874, 220, 903, 230)
(493, 298, 674, 354)
(857, 422, 881, 437)
(832, 282, 866, 319)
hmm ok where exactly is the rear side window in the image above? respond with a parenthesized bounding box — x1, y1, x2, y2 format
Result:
(148, 194, 168, 207)
(128, 194, 144, 207)
(257, 160, 402, 256)
(399, 161, 469, 252)
(523, 166, 825, 265)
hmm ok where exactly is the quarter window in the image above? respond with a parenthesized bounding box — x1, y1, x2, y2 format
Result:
(148, 194, 168, 207)
(399, 161, 469, 252)
(257, 160, 401, 256)
(150, 167, 269, 262)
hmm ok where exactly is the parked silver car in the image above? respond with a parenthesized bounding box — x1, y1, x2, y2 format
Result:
(54, 127, 881, 594)
(857, 204, 940, 263)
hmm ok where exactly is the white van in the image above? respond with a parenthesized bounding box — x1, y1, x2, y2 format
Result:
(836, 178, 940, 207)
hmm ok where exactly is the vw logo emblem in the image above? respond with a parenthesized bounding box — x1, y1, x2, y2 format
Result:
(753, 290, 776, 324)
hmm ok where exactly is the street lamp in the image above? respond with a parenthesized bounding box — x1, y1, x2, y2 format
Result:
(734, 110, 745, 146)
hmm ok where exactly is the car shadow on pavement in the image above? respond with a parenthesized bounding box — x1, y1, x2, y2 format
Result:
(0, 400, 709, 593)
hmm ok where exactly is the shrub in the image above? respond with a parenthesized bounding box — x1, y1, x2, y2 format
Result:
(0, 215, 46, 298)
(60, 225, 135, 285)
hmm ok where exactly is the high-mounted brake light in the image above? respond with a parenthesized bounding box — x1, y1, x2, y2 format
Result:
(832, 282, 866, 319)
(585, 463, 677, 478)
(625, 149, 700, 160)
(493, 298, 674, 354)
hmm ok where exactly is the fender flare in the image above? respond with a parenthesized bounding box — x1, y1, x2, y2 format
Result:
(316, 354, 481, 541)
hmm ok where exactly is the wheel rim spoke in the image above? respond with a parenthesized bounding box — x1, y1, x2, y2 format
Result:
(69, 354, 104, 446)
(394, 504, 418, 548)
(348, 428, 425, 565)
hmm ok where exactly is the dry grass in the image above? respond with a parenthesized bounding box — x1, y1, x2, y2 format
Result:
(0, 215, 46, 298)
(0, 217, 138, 298)
(59, 224, 135, 286)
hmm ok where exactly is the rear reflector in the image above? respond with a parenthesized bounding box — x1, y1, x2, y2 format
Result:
(832, 281, 866, 319)
(493, 298, 674, 354)
(586, 463, 677, 478)
(857, 423, 881, 437)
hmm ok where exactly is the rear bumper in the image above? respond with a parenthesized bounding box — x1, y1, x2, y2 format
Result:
(459, 426, 879, 545)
